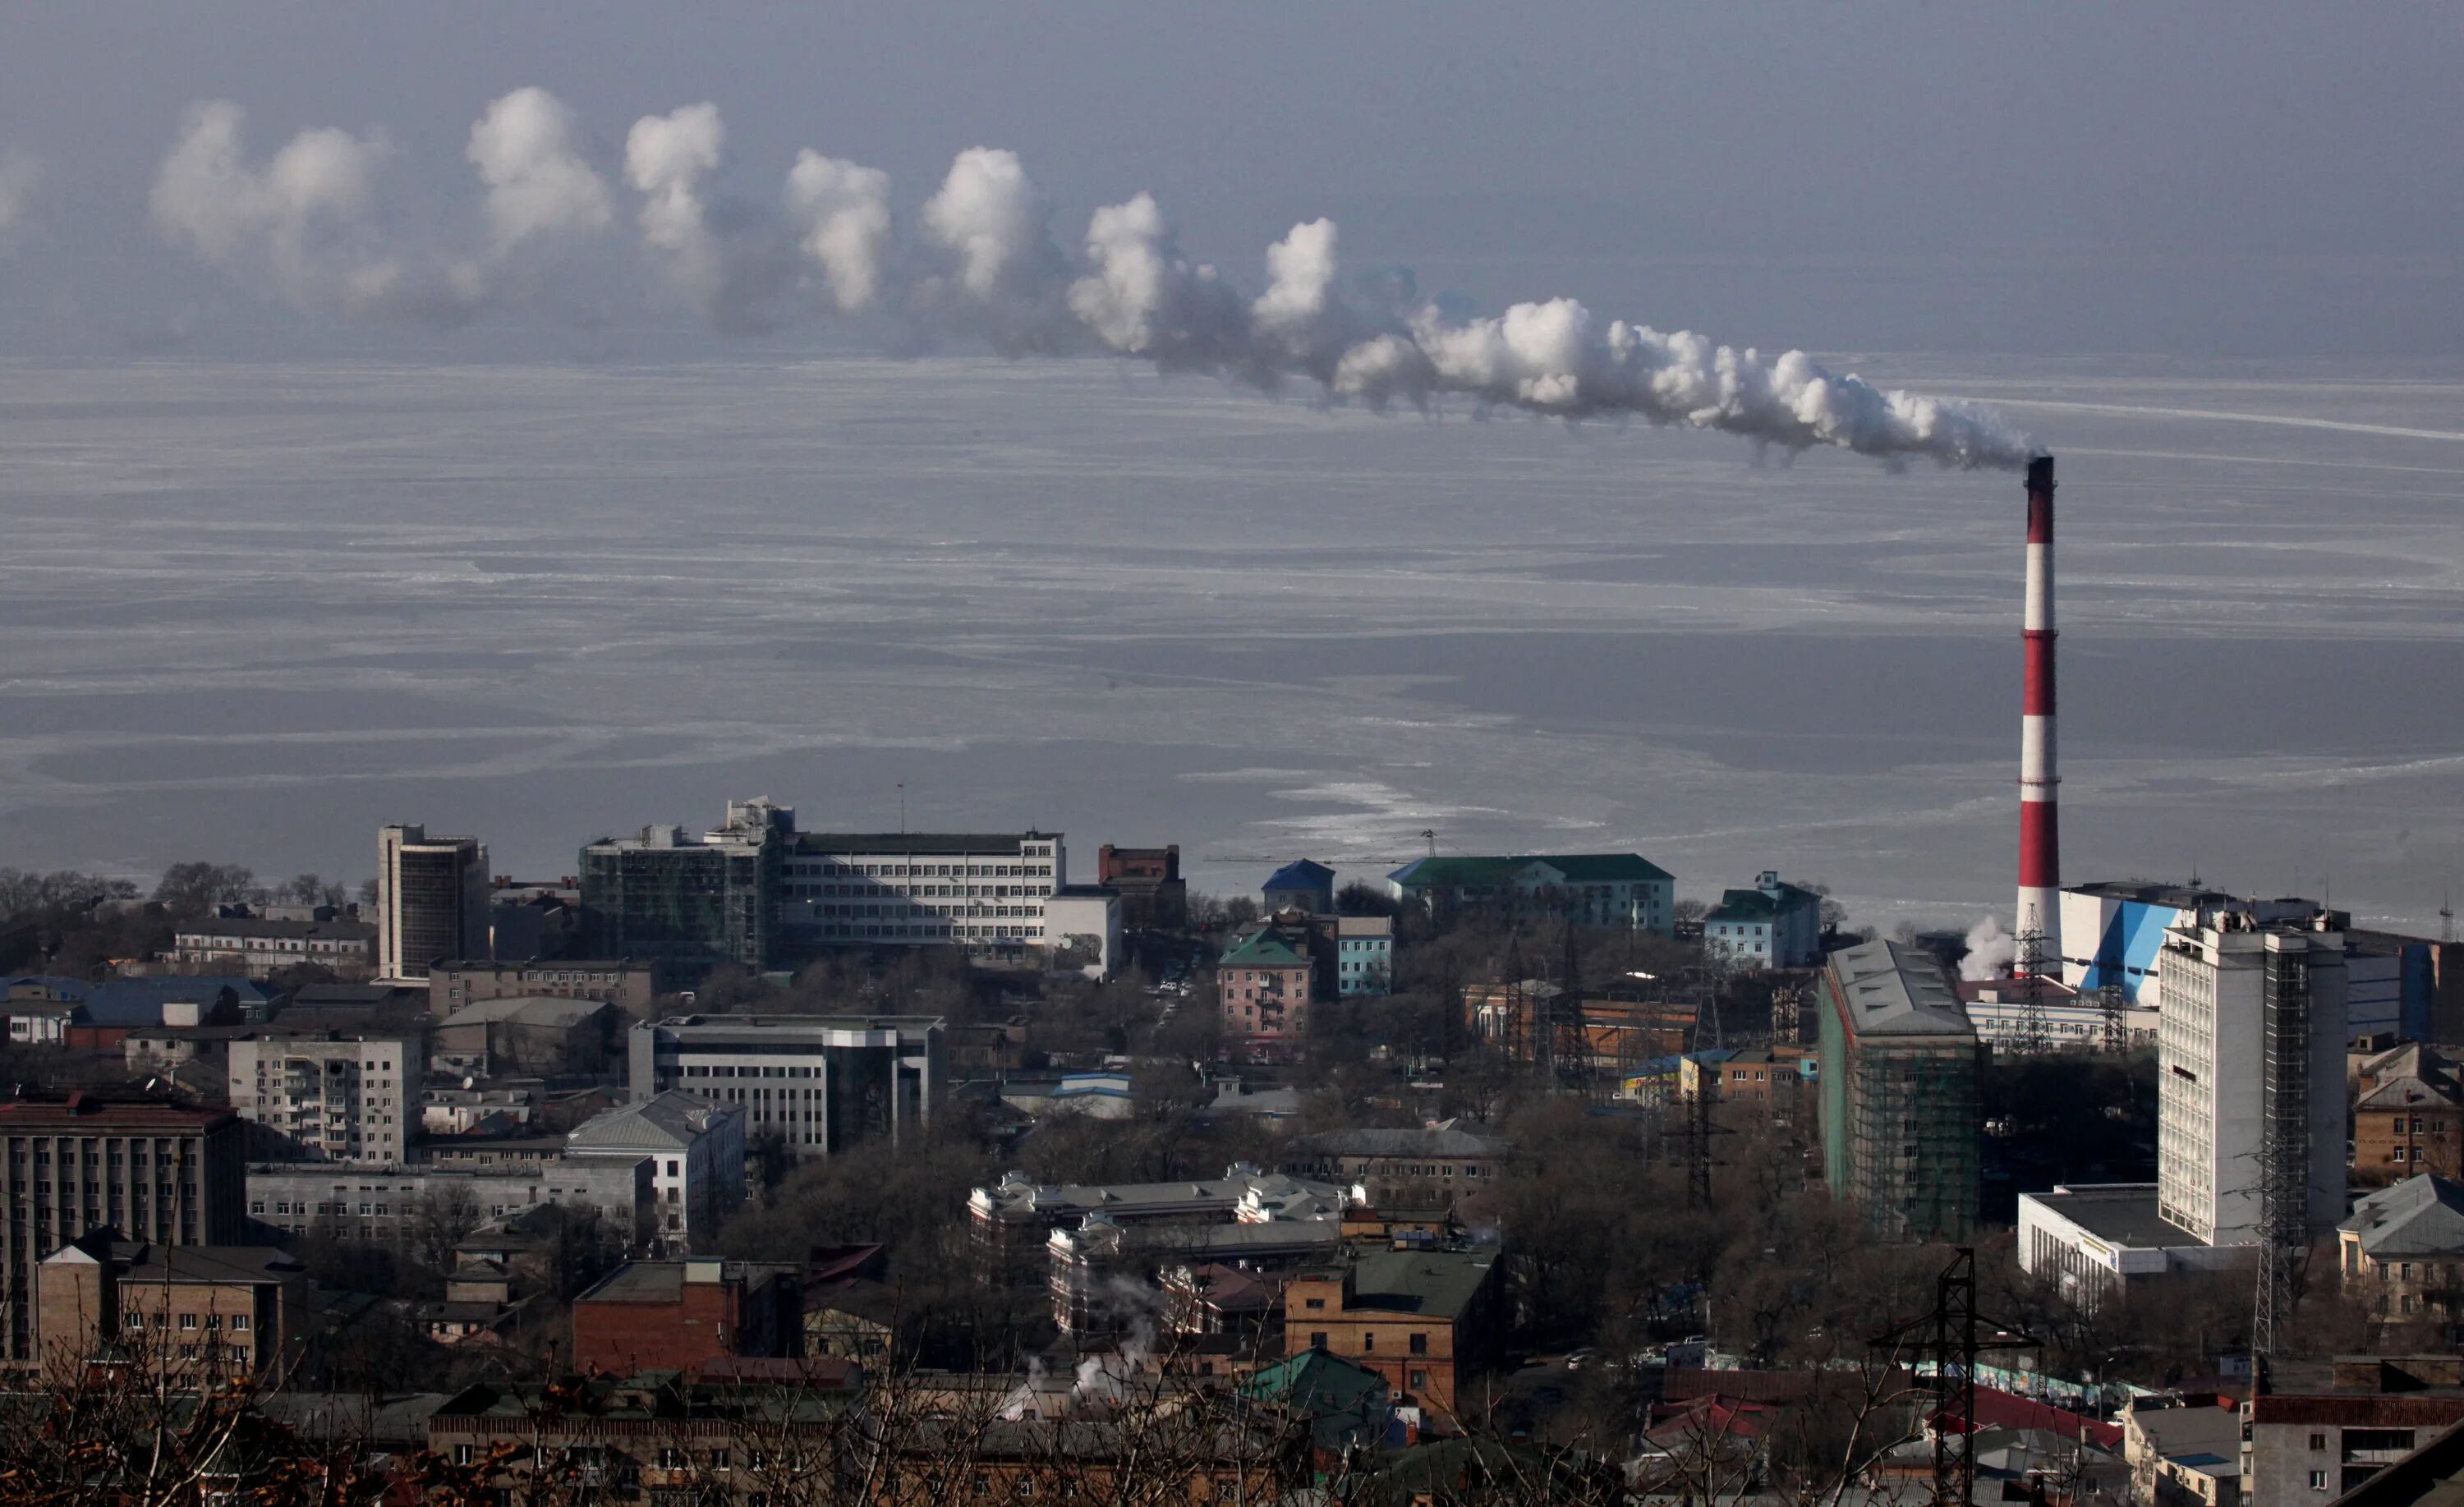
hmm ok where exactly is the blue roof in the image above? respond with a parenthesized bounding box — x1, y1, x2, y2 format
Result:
(1263, 861, 1335, 894)
(2, 976, 91, 1001)
(82, 977, 273, 1027)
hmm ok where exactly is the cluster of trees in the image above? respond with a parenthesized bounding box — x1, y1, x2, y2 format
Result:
(0, 859, 372, 976)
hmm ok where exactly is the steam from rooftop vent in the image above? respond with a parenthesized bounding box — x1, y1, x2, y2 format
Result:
(145, 89, 2040, 468)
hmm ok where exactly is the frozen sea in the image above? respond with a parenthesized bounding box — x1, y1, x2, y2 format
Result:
(4, 353, 2463, 934)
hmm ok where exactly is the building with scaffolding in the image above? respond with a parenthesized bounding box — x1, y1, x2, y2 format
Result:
(2155, 909, 2347, 1244)
(2018, 907, 2348, 1309)
(1817, 939, 1980, 1243)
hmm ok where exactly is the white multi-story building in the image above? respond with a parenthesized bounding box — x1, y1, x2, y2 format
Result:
(247, 1160, 652, 1248)
(1703, 871, 1824, 971)
(563, 1091, 746, 1253)
(377, 824, 490, 981)
(779, 831, 1064, 951)
(172, 915, 379, 979)
(227, 1033, 417, 1165)
(627, 1014, 945, 1158)
(2155, 911, 2347, 1245)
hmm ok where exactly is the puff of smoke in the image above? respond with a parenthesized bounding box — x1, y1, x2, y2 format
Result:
(468, 86, 611, 251)
(784, 149, 892, 313)
(0, 147, 40, 241)
(921, 147, 1048, 303)
(1960, 916, 2017, 981)
(1069, 192, 1248, 371)
(151, 101, 381, 269)
(624, 102, 725, 310)
(149, 101, 487, 324)
(995, 1354, 1050, 1422)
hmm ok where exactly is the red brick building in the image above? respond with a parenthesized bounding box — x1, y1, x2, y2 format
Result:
(569, 1258, 802, 1374)
(1096, 844, 1186, 929)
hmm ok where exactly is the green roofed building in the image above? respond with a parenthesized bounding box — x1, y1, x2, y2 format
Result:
(1703, 871, 1825, 971)
(1818, 937, 1981, 1243)
(1221, 926, 1317, 1059)
(1384, 853, 1673, 933)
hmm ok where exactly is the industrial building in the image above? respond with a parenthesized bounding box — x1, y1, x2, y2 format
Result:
(626, 1014, 943, 1158)
(1817, 938, 1980, 1243)
(1384, 852, 1674, 932)
(377, 824, 490, 982)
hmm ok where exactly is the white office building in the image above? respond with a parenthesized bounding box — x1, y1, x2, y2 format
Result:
(377, 824, 490, 981)
(2155, 911, 2347, 1244)
(627, 1014, 945, 1157)
(564, 1091, 746, 1253)
(779, 832, 1064, 951)
(227, 1033, 417, 1165)
(2018, 907, 2348, 1307)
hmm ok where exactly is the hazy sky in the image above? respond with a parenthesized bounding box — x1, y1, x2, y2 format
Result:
(4, 2, 2462, 358)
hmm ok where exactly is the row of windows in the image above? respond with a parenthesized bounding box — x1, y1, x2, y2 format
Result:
(797, 861, 1050, 880)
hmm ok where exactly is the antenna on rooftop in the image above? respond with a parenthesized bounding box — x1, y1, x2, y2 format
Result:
(897, 783, 907, 834)
(1418, 829, 1436, 857)
(2441, 888, 2453, 946)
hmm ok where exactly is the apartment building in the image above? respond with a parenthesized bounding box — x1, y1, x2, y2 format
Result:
(626, 1015, 942, 1158)
(1279, 1121, 1513, 1208)
(2338, 1175, 2464, 1326)
(1220, 926, 1315, 1057)
(0, 1091, 251, 1364)
(779, 829, 1065, 952)
(1096, 843, 1186, 929)
(227, 1033, 416, 1165)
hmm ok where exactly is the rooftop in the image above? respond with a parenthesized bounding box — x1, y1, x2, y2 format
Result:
(83, 977, 278, 1027)
(568, 1091, 741, 1151)
(972, 1166, 1346, 1224)
(1826, 938, 1974, 1040)
(2343, 1176, 2464, 1259)
(174, 917, 377, 943)
(1221, 930, 1311, 969)
(1388, 852, 1673, 889)
(575, 1260, 800, 1306)
(1264, 860, 1335, 891)
(641, 1013, 944, 1043)
(1312, 1247, 1496, 1321)
(2022, 1184, 2204, 1249)
(440, 995, 614, 1030)
(1287, 1119, 1511, 1159)
(792, 832, 1054, 856)
(0, 1091, 235, 1131)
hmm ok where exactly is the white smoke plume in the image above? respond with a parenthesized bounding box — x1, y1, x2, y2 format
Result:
(1960, 915, 2017, 981)
(624, 102, 725, 308)
(467, 86, 611, 250)
(147, 90, 2040, 466)
(0, 147, 41, 241)
(784, 149, 891, 312)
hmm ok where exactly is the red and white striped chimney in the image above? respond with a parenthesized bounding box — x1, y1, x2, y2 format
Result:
(2016, 454, 2062, 969)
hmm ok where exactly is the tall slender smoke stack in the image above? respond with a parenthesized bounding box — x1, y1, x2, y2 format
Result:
(2016, 454, 2062, 972)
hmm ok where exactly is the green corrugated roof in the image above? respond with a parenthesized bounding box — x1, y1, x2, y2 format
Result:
(1389, 852, 1671, 888)
(1221, 930, 1310, 968)
(1241, 1348, 1388, 1413)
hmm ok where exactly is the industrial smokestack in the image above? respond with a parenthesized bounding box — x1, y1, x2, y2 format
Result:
(2016, 455, 2062, 971)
